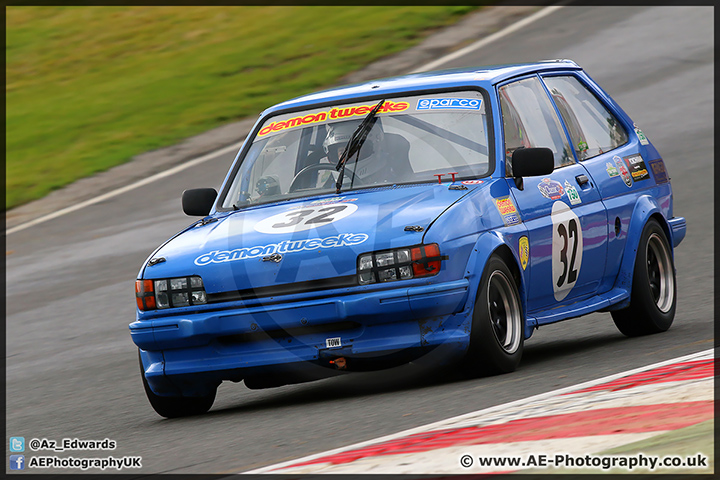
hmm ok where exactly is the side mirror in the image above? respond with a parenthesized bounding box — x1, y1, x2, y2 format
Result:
(511, 147, 555, 178)
(182, 188, 217, 216)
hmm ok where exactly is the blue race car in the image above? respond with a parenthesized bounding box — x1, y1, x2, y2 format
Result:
(131, 60, 685, 417)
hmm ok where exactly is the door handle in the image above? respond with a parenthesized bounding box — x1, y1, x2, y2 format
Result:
(576, 174, 589, 186)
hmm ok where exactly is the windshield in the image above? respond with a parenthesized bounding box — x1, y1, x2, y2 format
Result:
(221, 90, 491, 209)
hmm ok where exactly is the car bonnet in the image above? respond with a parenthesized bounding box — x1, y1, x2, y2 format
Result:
(142, 183, 476, 294)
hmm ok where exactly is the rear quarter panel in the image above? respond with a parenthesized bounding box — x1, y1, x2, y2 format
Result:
(572, 71, 674, 294)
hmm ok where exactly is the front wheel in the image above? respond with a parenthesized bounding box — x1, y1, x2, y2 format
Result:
(139, 352, 216, 418)
(464, 255, 524, 376)
(611, 219, 676, 336)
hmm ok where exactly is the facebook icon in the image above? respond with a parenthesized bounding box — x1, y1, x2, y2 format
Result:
(10, 455, 25, 470)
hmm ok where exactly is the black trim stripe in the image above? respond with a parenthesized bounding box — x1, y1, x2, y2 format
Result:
(205, 247, 448, 304)
(207, 275, 358, 304)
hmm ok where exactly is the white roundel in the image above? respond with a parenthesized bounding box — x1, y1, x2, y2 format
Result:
(254, 203, 358, 234)
(551, 201, 583, 302)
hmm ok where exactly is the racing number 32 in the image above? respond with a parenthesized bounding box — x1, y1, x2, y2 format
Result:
(254, 203, 358, 234)
(551, 201, 583, 301)
(556, 218, 579, 287)
(272, 206, 348, 228)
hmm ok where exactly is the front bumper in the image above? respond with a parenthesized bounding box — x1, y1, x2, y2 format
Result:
(131, 279, 472, 396)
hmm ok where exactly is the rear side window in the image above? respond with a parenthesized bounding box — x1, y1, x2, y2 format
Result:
(499, 76, 574, 172)
(542, 75, 628, 160)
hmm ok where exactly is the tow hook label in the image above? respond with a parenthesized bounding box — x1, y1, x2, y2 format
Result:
(326, 337, 342, 348)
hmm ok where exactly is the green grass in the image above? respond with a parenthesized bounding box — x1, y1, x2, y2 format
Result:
(6, 6, 478, 209)
(517, 420, 714, 475)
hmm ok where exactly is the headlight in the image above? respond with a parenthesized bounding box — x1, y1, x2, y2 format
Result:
(135, 275, 207, 311)
(357, 244, 445, 285)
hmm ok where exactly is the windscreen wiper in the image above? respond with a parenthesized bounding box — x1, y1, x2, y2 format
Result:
(335, 99, 385, 194)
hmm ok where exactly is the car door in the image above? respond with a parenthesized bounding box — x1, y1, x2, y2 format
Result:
(498, 75, 608, 315)
(539, 73, 651, 295)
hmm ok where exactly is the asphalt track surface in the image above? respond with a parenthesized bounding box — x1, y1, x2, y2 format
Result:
(6, 6, 713, 474)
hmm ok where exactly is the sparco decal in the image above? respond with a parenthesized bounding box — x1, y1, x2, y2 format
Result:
(194, 233, 369, 266)
(416, 97, 482, 110)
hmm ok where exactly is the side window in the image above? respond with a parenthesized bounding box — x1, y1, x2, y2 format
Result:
(499, 76, 574, 174)
(542, 75, 628, 160)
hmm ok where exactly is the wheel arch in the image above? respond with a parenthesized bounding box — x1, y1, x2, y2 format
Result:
(492, 244, 524, 305)
(614, 195, 672, 297)
(463, 231, 528, 336)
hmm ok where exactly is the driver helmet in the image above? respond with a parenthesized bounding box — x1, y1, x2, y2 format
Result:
(322, 120, 384, 163)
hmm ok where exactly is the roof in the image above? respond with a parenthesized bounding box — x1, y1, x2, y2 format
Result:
(263, 59, 582, 115)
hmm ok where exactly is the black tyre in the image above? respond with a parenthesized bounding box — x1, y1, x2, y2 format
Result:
(139, 352, 216, 418)
(611, 219, 676, 336)
(464, 255, 524, 376)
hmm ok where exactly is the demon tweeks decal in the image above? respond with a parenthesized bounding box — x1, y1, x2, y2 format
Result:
(194, 233, 369, 266)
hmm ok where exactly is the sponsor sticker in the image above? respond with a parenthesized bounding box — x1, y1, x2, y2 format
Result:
(606, 162, 619, 177)
(494, 196, 522, 226)
(648, 158, 669, 184)
(537, 178, 565, 200)
(624, 154, 650, 182)
(289, 196, 358, 209)
(461, 180, 484, 185)
(416, 97, 482, 111)
(634, 123, 650, 145)
(503, 212, 521, 225)
(614, 155, 633, 187)
(257, 101, 410, 137)
(326, 337, 342, 348)
(194, 233, 369, 266)
(519, 236, 529, 270)
(564, 180, 582, 205)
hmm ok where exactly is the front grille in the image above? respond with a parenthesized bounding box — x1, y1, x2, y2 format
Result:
(206, 275, 358, 304)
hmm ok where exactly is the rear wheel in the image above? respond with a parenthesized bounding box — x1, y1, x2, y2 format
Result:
(139, 352, 216, 418)
(464, 255, 524, 376)
(611, 219, 676, 336)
